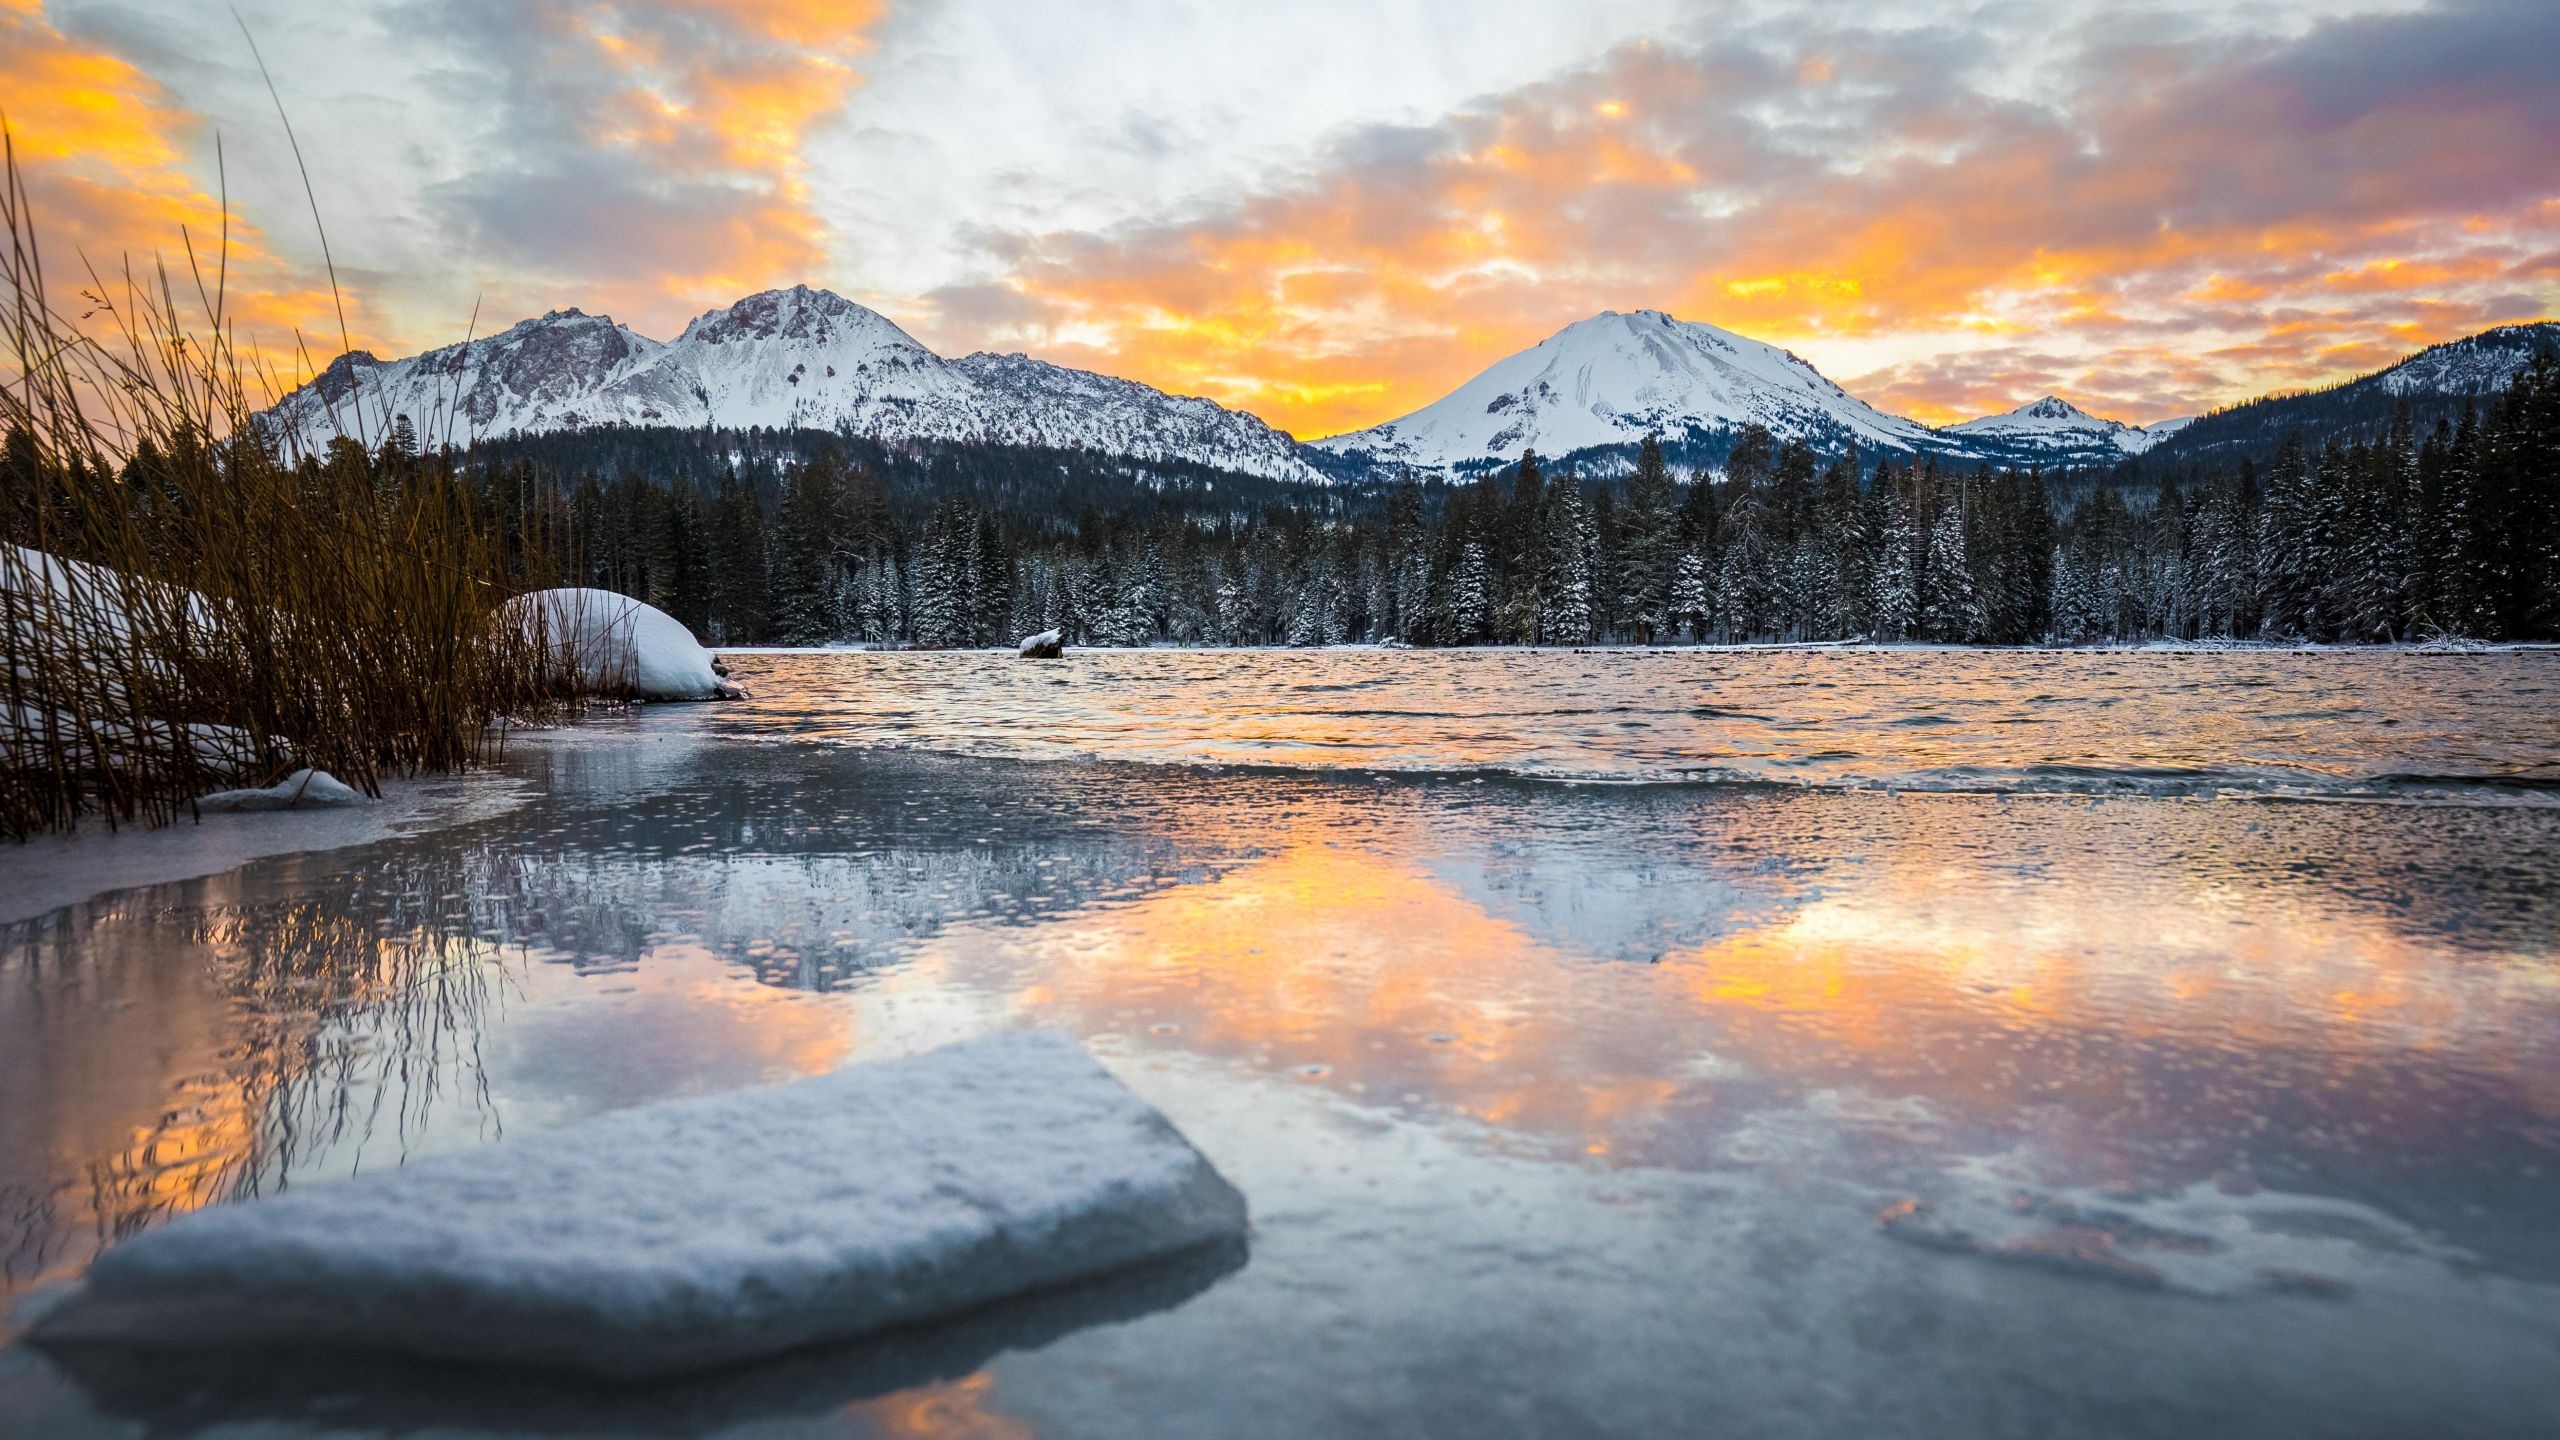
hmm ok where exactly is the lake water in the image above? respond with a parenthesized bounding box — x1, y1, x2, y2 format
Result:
(4, 649, 2558, 1437)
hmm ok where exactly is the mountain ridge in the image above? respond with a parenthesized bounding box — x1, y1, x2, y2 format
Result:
(263, 285, 1323, 483)
(263, 289, 2555, 483)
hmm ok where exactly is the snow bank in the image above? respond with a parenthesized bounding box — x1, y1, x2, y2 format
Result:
(194, 768, 363, 812)
(508, 588, 738, 701)
(33, 1030, 1246, 1381)
(1018, 628, 1064, 658)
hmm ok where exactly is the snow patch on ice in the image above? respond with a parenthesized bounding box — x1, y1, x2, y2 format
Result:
(194, 768, 362, 812)
(34, 1030, 1248, 1380)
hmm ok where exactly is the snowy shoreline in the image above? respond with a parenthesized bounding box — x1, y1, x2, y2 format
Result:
(0, 769, 536, 927)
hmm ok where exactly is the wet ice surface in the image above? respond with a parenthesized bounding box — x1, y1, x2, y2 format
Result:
(4, 650, 2559, 1437)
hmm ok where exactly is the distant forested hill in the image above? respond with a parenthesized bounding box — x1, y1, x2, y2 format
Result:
(2141, 323, 2559, 470)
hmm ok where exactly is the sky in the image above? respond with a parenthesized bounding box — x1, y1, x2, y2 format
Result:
(4, 0, 2555, 436)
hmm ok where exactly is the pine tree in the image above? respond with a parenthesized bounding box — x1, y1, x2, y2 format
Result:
(706, 468, 770, 644)
(1923, 499, 1971, 642)
(910, 500, 970, 647)
(1715, 475, 1770, 642)
(1215, 560, 1256, 645)
(1537, 475, 1595, 643)
(1668, 551, 1709, 641)
(1870, 479, 1917, 642)
(770, 460, 838, 645)
(1617, 434, 1678, 641)
(973, 510, 1013, 645)
(1816, 451, 1870, 638)
(1449, 542, 1493, 644)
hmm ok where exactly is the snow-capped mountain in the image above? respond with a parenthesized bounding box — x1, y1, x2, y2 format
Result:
(1943, 396, 2191, 461)
(1314, 309, 1943, 470)
(281, 309, 697, 439)
(262, 285, 1321, 482)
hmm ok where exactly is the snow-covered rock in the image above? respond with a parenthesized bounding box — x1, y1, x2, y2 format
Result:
(1018, 628, 1064, 658)
(508, 588, 737, 701)
(262, 285, 1323, 482)
(33, 1030, 1248, 1381)
(194, 768, 362, 812)
(1942, 396, 2185, 460)
(1314, 309, 1943, 469)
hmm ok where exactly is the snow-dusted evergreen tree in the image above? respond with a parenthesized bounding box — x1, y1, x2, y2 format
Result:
(1537, 476, 1596, 643)
(1668, 551, 1709, 641)
(1816, 452, 1872, 637)
(1449, 542, 1493, 643)
(908, 503, 964, 647)
(971, 511, 1013, 645)
(2255, 434, 2327, 639)
(2430, 407, 2495, 635)
(1360, 551, 1391, 642)
(706, 468, 769, 645)
(1058, 558, 1103, 645)
(769, 460, 837, 645)
(1214, 560, 1256, 645)
(1922, 498, 1972, 642)
(1094, 543, 1160, 646)
(1873, 479, 1914, 635)
(2049, 544, 2099, 642)
(2191, 482, 2254, 637)
(2329, 414, 2411, 641)
(1615, 434, 1679, 641)
(1704, 439, 1776, 640)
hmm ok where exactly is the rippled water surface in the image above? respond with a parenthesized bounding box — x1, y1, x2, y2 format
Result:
(4, 650, 2558, 1439)
(716, 646, 2560, 796)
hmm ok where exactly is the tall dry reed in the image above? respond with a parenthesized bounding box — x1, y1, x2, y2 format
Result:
(1, 131, 575, 839)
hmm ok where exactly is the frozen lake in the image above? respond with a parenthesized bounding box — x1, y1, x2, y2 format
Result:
(5, 649, 2559, 1437)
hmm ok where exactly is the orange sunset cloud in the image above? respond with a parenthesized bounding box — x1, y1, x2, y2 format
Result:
(2, 0, 886, 373)
(929, 8, 2559, 433)
(527, 0, 884, 333)
(1, 0, 358, 393)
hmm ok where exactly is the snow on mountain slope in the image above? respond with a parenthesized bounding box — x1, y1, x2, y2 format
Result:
(2373, 322, 2558, 397)
(1314, 310, 1942, 468)
(266, 309, 698, 449)
(950, 351, 1317, 480)
(1943, 395, 2187, 458)
(619, 285, 975, 434)
(262, 286, 1322, 482)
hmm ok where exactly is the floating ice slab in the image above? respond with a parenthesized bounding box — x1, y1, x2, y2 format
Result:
(34, 1031, 1246, 1381)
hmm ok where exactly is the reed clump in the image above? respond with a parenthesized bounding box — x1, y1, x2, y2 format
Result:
(2, 135, 578, 839)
